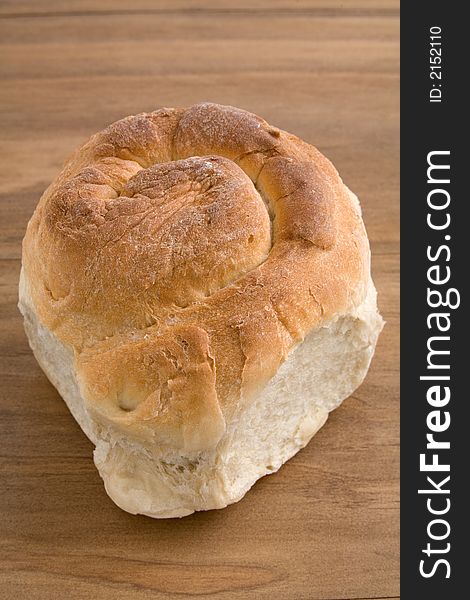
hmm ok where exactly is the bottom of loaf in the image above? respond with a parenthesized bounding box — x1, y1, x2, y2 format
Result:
(19, 269, 382, 518)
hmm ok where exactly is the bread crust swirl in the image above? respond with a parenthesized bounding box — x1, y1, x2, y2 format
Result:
(22, 102, 372, 457)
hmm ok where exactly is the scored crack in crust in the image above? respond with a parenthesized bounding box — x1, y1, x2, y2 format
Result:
(21, 102, 371, 456)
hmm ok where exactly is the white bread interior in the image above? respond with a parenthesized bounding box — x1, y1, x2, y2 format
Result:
(19, 267, 382, 518)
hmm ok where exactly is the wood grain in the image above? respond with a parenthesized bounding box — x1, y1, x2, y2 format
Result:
(0, 2, 399, 599)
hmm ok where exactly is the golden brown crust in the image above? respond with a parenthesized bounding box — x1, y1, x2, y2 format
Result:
(22, 102, 370, 452)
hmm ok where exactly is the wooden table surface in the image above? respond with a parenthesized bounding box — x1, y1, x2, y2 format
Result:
(0, 2, 399, 599)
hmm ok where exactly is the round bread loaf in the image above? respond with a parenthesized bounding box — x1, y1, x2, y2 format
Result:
(19, 102, 383, 518)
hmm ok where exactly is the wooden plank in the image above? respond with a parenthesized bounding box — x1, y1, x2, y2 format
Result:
(0, 14, 399, 46)
(0, 1, 400, 17)
(0, 2, 399, 599)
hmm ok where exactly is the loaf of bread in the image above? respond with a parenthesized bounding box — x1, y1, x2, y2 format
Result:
(19, 103, 383, 518)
